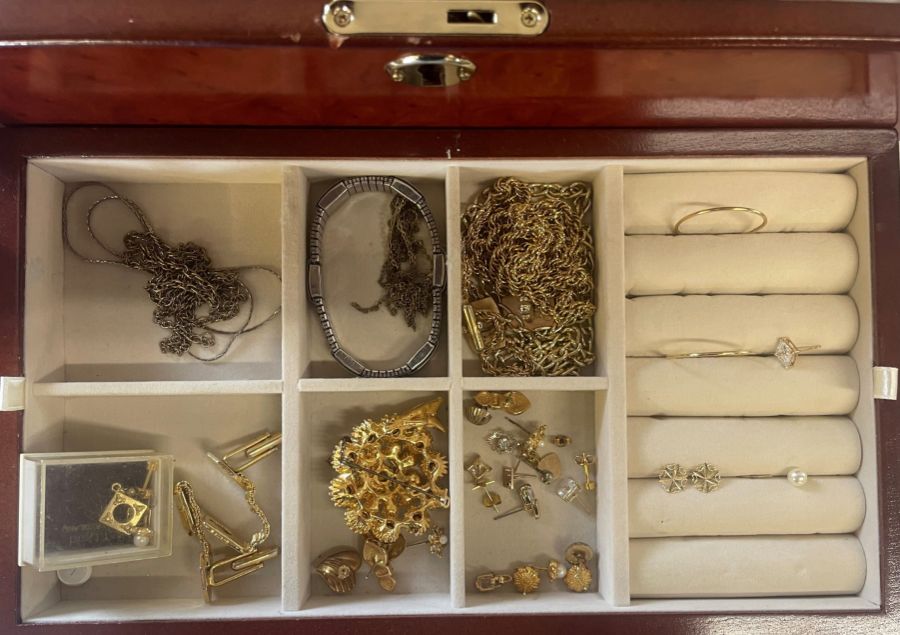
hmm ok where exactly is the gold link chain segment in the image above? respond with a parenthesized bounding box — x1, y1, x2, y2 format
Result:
(461, 177, 596, 376)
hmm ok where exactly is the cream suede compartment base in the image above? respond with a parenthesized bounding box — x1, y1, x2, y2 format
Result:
(626, 295, 859, 357)
(630, 535, 866, 598)
(625, 234, 858, 296)
(629, 476, 865, 537)
(627, 416, 861, 477)
(623, 172, 857, 235)
(627, 356, 859, 416)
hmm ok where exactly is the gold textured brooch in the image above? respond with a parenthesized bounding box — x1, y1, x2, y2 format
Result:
(323, 397, 450, 592)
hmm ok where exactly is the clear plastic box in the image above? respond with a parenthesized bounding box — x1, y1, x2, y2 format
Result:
(18, 451, 174, 572)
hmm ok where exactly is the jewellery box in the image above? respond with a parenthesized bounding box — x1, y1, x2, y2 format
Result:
(1, 1, 899, 633)
(19, 452, 174, 572)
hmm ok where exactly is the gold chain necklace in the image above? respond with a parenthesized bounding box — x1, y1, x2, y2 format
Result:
(461, 177, 596, 376)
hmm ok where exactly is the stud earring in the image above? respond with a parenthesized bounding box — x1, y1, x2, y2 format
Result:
(465, 455, 502, 512)
(407, 526, 449, 557)
(574, 452, 596, 491)
(493, 483, 539, 520)
(689, 462, 721, 493)
(556, 476, 591, 514)
(787, 467, 808, 487)
(502, 460, 537, 490)
(550, 434, 571, 447)
(512, 559, 567, 595)
(563, 542, 594, 593)
(658, 463, 688, 493)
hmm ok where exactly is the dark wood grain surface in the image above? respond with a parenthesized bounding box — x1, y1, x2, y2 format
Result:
(2, 0, 900, 47)
(1, 126, 897, 634)
(0, 45, 895, 128)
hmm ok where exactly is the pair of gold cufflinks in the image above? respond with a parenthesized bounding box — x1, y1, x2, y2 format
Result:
(475, 542, 595, 595)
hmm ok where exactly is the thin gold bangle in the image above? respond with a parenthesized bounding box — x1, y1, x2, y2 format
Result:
(673, 206, 768, 235)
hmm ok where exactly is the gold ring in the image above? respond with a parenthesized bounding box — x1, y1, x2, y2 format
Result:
(673, 206, 768, 235)
(666, 337, 820, 369)
(666, 350, 753, 360)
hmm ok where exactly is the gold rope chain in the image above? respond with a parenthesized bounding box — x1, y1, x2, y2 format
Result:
(461, 177, 596, 376)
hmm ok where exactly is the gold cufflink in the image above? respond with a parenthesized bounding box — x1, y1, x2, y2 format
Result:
(474, 391, 531, 415)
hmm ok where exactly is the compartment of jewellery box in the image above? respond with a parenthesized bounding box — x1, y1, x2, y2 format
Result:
(20, 393, 283, 623)
(292, 390, 452, 614)
(455, 165, 607, 379)
(461, 389, 611, 612)
(619, 157, 879, 611)
(292, 163, 449, 379)
(25, 160, 283, 386)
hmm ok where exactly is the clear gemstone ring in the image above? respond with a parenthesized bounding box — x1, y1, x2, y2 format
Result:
(666, 336, 820, 369)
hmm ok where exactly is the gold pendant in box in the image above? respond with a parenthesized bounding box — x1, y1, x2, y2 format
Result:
(99, 483, 149, 536)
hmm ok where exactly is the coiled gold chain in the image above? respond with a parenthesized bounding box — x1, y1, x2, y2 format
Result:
(461, 177, 596, 376)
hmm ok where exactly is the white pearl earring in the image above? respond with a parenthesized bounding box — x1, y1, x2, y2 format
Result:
(787, 468, 808, 487)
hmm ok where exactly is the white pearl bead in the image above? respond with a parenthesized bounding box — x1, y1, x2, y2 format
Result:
(555, 565, 567, 579)
(438, 535, 449, 545)
(133, 528, 153, 547)
(787, 468, 808, 487)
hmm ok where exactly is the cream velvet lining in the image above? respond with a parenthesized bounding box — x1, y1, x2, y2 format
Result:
(630, 535, 866, 598)
(625, 234, 858, 296)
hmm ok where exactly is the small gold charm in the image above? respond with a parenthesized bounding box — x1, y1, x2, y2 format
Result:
(658, 463, 688, 493)
(563, 543, 594, 593)
(315, 548, 362, 594)
(690, 462, 721, 493)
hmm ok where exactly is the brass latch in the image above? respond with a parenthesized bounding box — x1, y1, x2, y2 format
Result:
(323, 1, 548, 36)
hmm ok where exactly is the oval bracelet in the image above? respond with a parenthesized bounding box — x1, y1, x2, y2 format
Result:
(307, 176, 446, 378)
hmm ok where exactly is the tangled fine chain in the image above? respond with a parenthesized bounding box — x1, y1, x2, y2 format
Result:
(462, 177, 596, 376)
(351, 195, 433, 330)
(62, 183, 281, 361)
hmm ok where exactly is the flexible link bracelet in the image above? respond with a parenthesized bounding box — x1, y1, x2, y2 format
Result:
(307, 176, 446, 378)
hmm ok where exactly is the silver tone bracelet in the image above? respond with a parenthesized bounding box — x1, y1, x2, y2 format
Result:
(307, 176, 446, 378)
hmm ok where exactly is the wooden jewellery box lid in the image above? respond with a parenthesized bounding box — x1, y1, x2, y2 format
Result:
(0, 0, 898, 128)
